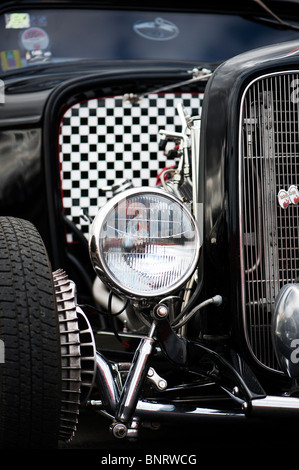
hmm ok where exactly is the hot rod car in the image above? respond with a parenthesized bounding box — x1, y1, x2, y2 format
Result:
(1, 0, 299, 449)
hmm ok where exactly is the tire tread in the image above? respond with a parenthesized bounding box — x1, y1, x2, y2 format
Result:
(0, 217, 61, 448)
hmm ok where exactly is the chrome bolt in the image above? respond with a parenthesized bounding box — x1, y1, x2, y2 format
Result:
(155, 304, 168, 318)
(158, 380, 167, 390)
(111, 423, 127, 439)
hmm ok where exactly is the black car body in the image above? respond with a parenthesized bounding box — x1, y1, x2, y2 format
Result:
(2, 0, 299, 449)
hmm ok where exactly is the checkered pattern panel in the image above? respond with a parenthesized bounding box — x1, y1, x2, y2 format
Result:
(59, 93, 204, 242)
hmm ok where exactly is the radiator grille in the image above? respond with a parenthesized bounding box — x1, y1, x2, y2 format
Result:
(59, 92, 203, 242)
(240, 71, 299, 371)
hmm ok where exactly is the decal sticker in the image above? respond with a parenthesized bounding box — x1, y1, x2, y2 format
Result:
(21, 27, 50, 51)
(277, 185, 299, 209)
(0, 50, 22, 71)
(30, 15, 48, 27)
(277, 189, 290, 209)
(288, 185, 299, 205)
(133, 17, 179, 41)
(25, 49, 52, 65)
(291, 78, 299, 104)
(5, 13, 30, 29)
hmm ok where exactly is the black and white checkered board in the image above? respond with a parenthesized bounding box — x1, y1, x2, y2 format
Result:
(59, 93, 204, 242)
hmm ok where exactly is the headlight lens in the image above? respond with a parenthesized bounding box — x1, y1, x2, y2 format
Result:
(89, 187, 200, 299)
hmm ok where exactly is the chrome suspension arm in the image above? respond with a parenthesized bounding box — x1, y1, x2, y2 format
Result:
(115, 322, 157, 425)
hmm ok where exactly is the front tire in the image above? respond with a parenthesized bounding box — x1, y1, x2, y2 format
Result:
(0, 217, 62, 448)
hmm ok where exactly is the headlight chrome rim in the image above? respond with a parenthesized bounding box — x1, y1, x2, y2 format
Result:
(89, 187, 201, 300)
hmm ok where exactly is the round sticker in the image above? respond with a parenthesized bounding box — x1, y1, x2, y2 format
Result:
(21, 27, 49, 51)
(133, 17, 179, 41)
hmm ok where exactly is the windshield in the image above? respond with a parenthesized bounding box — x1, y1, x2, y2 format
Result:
(1, 8, 299, 74)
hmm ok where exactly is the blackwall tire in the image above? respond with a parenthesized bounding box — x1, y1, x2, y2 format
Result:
(0, 217, 62, 449)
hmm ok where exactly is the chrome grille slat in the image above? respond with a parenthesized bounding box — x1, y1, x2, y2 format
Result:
(240, 71, 299, 371)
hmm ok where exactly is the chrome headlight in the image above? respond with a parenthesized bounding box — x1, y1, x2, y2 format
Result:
(272, 283, 299, 378)
(89, 187, 200, 299)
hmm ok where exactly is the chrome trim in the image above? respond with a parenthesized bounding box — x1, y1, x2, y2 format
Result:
(249, 395, 299, 417)
(135, 400, 246, 422)
(95, 352, 120, 415)
(239, 70, 299, 372)
(137, 395, 299, 421)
